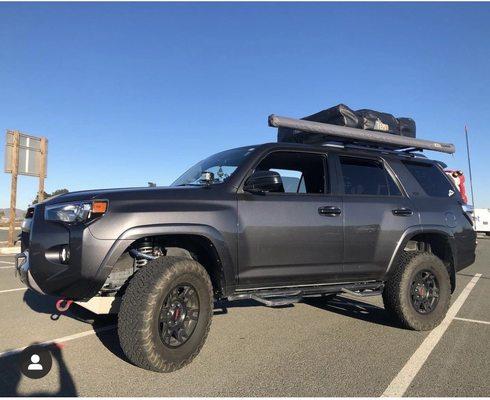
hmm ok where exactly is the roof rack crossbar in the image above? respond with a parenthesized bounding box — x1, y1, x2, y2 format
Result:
(268, 115, 455, 155)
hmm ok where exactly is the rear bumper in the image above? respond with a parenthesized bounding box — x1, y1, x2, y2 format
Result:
(15, 251, 45, 295)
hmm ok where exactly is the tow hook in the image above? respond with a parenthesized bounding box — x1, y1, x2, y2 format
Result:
(51, 299, 74, 320)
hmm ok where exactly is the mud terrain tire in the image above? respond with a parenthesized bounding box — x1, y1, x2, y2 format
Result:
(118, 256, 213, 372)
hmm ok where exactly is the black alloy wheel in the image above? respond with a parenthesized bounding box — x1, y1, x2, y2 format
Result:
(158, 284, 200, 347)
(410, 269, 439, 314)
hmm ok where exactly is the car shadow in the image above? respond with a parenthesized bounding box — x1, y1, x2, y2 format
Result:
(0, 343, 78, 397)
(303, 295, 402, 329)
(20, 290, 402, 373)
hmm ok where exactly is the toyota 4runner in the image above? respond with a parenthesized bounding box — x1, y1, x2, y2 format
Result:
(16, 114, 476, 373)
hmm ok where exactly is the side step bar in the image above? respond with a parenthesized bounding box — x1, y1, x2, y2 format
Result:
(230, 291, 302, 307)
(341, 286, 384, 297)
(229, 282, 384, 307)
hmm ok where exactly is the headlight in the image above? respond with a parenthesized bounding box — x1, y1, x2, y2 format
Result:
(45, 201, 108, 223)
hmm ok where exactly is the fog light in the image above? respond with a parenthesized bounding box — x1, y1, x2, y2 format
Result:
(59, 246, 70, 264)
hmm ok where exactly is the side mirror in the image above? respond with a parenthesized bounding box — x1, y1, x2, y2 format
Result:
(244, 170, 284, 193)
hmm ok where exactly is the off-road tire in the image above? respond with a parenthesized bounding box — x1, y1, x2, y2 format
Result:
(382, 251, 451, 331)
(118, 256, 213, 372)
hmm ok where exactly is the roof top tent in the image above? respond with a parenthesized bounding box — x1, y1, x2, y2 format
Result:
(269, 114, 456, 155)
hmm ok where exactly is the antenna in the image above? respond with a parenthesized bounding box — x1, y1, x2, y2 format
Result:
(465, 125, 475, 207)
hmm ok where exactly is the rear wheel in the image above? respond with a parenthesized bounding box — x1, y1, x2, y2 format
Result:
(383, 251, 451, 331)
(118, 256, 213, 372)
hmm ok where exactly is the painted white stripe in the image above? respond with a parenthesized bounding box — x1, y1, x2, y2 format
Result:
(454, 317, 490, 326)
(0, 260, 14, 265)
(0, 325, 116, 358)
(0, 287, 26, 294)
(382, 273, 482, 397)
(0, 266, 14, 269)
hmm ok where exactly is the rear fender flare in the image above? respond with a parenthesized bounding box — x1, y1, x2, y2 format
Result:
(385, 225, 457, 279)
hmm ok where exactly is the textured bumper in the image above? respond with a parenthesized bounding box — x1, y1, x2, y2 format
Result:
(15, 251, 45, 295)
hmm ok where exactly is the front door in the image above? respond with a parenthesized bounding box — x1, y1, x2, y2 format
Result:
(237, 150, 344, 288)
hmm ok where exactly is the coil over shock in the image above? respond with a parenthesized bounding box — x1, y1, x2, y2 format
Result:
(129, 239, 164, 268)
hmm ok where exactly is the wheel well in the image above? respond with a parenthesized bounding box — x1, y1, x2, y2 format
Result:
(107, 234, 225, 297)
(405, 233, 456, 292)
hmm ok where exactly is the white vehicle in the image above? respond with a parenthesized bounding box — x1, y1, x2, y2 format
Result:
(474, 208, 490, 235)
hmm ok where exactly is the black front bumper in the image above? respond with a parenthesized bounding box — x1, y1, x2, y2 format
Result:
(15, 251, 45, 294)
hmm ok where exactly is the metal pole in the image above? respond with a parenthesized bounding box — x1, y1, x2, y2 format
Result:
(465, 125, 475, 207)
(38, 137, 47, 202)
(7, 131, 20, 247)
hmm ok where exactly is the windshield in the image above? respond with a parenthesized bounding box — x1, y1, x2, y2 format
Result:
(171, 146, 256, 186)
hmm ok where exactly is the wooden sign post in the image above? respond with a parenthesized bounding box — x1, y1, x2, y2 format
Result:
(7, 131, 20, 247)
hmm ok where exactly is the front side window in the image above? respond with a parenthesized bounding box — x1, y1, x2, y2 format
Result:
(254, 151, 326, 194)
(340, 157, 401, 196)
(172, 146, 256, 186)
(403, 161, 455, 198)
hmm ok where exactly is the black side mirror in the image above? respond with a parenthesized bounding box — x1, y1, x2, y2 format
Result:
(244, 170, 284, 193)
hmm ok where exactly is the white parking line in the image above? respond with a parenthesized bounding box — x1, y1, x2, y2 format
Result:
(454, 317, 490, 325)
(382, 273, 482, 397)
(0, 266, 14, 269)
(0, 287, 27, 294)
(0, 260, 13, 265)
(0, 325, 116, 359)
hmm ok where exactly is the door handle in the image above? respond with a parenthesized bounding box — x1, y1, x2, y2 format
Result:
(392, 208, 413, 217)
(318, 206, 342, 217)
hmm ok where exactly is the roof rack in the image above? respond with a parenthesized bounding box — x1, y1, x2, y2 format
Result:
(268, 115, 455, 155)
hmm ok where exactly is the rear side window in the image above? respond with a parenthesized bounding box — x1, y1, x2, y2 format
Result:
(340, 157, 401, 196)
(403, 161, 454, 198)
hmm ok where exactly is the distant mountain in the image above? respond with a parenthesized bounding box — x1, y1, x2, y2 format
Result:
(0, 208, 26, 219)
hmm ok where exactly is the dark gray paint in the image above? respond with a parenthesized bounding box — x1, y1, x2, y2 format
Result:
(21, 142, 475, 300)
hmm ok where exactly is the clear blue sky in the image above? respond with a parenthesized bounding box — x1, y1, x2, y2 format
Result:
(1, 2, 489, 210)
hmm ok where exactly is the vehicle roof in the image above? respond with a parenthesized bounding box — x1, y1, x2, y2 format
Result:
(253, 142, 436, 163)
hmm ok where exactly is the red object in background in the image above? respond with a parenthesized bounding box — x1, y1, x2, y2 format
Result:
(445, 169, 468, 204)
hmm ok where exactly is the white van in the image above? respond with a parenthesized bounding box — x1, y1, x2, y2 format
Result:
(474, 208, 490, 235)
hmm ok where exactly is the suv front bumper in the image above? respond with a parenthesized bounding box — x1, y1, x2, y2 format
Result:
(15, 251, 45, 295)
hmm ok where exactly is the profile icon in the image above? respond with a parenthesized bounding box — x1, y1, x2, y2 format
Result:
(19, 345, 52, 379)
(28, 354, 43, 371)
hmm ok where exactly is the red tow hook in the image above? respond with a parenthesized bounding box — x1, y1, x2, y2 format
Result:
(51, 299, 74, 320)
(55, 299, 73, 312)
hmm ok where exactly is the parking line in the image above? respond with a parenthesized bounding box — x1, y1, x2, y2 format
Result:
(0, 287, 27, 294)
(381, 273, 482, 397)
(0, 325, 116, 359)
(0, 261, 13, 265)
(454, 317, 490, 325)
(0, 266, 14, 269)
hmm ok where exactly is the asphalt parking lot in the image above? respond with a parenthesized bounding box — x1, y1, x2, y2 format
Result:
(0, 239, 488, 397)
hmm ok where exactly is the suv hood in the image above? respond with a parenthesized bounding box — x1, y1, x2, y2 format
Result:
(42, 186, 204, 205)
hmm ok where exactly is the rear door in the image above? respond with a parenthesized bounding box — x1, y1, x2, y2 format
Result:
(337, 154, 419, 281)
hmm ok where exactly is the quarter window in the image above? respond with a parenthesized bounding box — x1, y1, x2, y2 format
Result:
(403, 161, 454, 198)
(340, 157, 401, 196)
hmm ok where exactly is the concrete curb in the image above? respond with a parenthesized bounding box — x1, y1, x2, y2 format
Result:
(0, 246, 21, 255)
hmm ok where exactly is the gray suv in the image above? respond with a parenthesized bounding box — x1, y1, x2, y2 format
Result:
(16, 121, 476, 373)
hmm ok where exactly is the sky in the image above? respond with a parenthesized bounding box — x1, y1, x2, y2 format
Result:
(1, 2, 489, 210)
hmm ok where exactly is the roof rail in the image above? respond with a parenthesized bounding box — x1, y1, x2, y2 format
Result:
(269, 115, 455, 155)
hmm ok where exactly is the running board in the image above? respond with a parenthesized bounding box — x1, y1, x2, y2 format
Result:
(341, 285, 384, 297)
(229, 290, 302, 307)
(229, 281, 384, 306)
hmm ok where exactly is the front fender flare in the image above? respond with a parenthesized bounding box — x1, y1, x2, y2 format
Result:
(93, 223, 236, 296)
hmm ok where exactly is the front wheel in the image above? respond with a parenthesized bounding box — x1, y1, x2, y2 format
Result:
(118, 256, 213, 372)
(382, 251, 451, 331)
